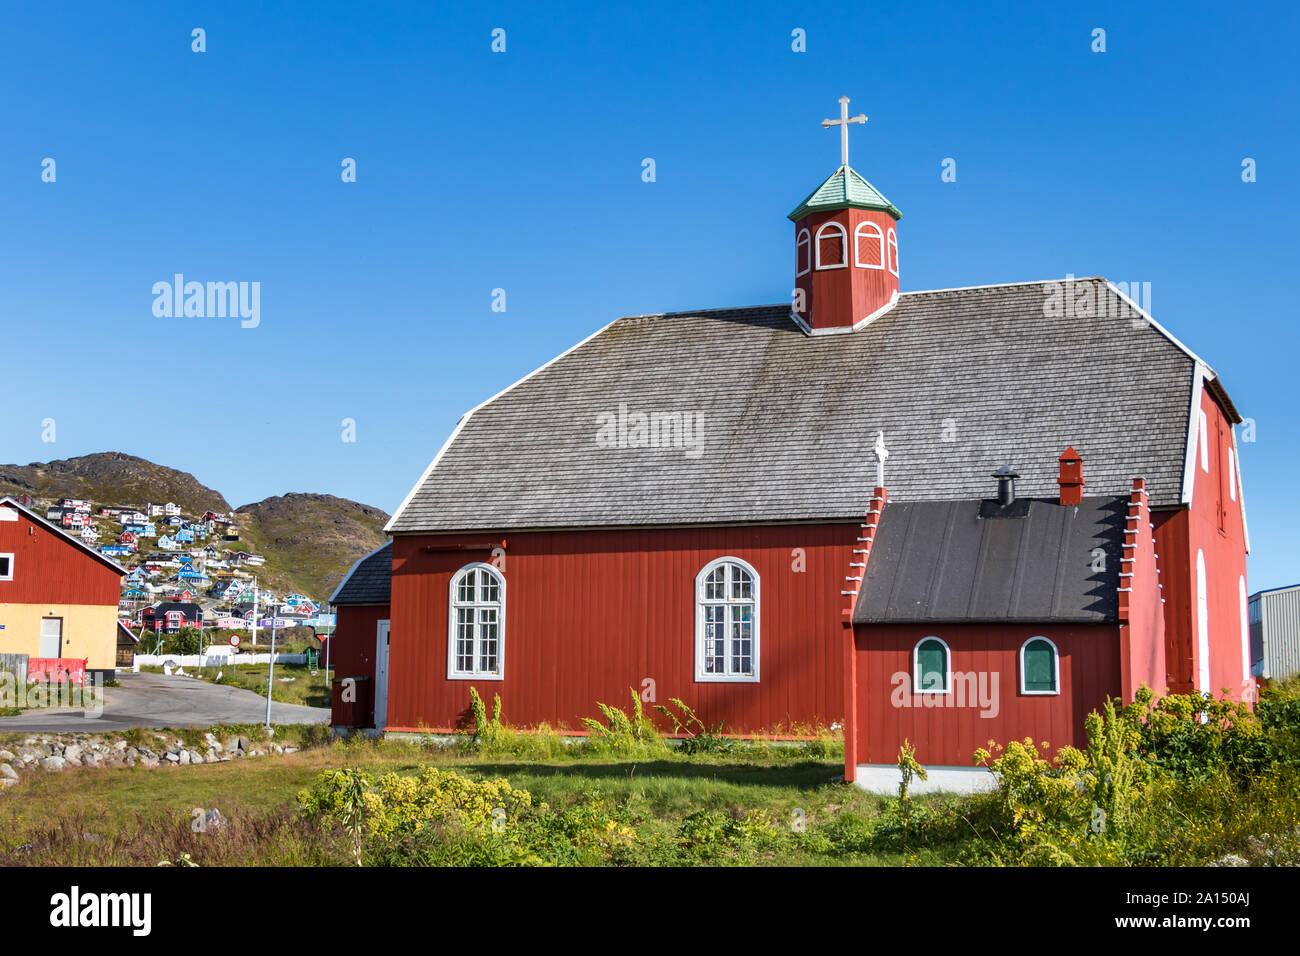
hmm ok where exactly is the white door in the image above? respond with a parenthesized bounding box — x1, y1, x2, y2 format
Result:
(373, 620, 391, 730)
(40, 618, 63, 658)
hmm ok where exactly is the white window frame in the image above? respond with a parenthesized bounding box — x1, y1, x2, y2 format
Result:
(854, 221, 886, 270)
(1196, 549, 1210, 693)
(795, 228, 811, 277)
(447, 562, 506, 681)
(1019, 636, 1061, 696)
(0, 552, 12, 581)
(814, 222, 848, 271)
(694, 556, 760, 683)
(912, 635, 951, 695)
(1227, 447, 1237, 502)
(887, 228, 900, 277)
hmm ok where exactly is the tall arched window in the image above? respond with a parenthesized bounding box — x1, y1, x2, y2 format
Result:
(695, 557, 759, 682)
(795, 228, 811, 277)
(886, 228, 900, 277)
(815, 222, 848, 270)
(854, 221, 885, 269)
(1020, 637, 1060, 695)
(448, 563, 505, 679)
(913, 636, 950, 694)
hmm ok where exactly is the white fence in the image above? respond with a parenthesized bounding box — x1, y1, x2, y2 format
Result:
(134, 651, 309, 670)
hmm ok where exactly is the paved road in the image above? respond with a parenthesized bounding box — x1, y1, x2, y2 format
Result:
(0, 671, 330, 733)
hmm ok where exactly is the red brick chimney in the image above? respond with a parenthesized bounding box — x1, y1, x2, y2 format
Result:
(1058, 446, 1085, 505)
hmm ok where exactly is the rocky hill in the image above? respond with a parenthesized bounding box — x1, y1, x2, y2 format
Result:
(235, 494, 390, 599)
(0, 452, 232, 515)
(0, 453, 389, 603)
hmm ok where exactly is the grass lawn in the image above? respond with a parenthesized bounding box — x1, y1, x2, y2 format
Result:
(0, 737, 949, 866)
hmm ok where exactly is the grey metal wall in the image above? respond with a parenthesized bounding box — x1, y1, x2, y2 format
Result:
(1255, 586, 1300, 681)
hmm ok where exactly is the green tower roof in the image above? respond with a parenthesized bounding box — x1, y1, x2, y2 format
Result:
(787, 165, 903, 222)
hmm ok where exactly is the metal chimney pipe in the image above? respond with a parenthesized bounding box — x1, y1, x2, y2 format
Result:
(993, 465, 1020, 506)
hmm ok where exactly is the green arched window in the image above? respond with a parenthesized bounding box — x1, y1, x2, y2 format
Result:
(913, 637, 950, 694)
(1020, 637, 1059, 694)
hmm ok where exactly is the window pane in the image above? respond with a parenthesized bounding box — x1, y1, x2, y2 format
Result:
(917, 640, 947, 691)
(1024, 640, 1056, 692)
(480, 571, 499, 604)
(705, 606, 726, 673)
(730, 566, 752, 600)
(456, 608, 475, 671)
(819, 232, 844, 266)
(705, 566, 726, 601)
(479, 609, 498, 673)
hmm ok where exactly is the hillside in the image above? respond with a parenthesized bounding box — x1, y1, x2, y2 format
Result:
(0, 453, 389, 604)
(0, 452, 232, 515)
(235, 494, 390, 599)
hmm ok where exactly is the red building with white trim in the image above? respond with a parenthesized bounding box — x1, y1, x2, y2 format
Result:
(330, 99, 1250, 780)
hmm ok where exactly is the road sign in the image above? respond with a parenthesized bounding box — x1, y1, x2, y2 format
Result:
(229, 634, 241, 648)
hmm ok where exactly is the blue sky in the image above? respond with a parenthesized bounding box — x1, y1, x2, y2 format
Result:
(1, 1, 1296, 588)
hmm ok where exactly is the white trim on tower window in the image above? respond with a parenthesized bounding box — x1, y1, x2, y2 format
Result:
(814, 222, 848, 271)
(695, 557, 760, 682)
(887, 228, 900, 277)
(795, 228, 811, 278)
(854, 221, 885, 270)
(447, 562, 506, 680)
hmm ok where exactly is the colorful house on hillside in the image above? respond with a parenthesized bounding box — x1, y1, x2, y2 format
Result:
(324, 100, 1251, 782)
(0, 495, 126, 682)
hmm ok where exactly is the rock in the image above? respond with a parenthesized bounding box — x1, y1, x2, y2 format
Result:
(164, 752, 179, 763)
(273, 745, 284, 754)
(83, 754, 100, 767)
(178, 750, 191, 766)
(126, 747, 139, 760)
(0, 749, 14, 761)
(190, 751, 205, 765)
(63, 745, 83, 763)
(0, 763, 18, 780)
(1210, 854, 1248, 867)
(210, 740, 223, 753)
(113, 740, 127, 751)
(41, 756, 66, 771)
(283, 747, 298, 755)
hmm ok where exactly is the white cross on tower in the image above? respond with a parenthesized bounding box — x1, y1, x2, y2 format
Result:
(822, 95, 867, 167)
(873, 430, 890, 488)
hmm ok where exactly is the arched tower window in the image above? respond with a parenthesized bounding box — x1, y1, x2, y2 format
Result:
(854, 221, 885, 270)
(814, 222, 848, 270)
(886, 228, 900, 277)
(795, 228, 811, 277)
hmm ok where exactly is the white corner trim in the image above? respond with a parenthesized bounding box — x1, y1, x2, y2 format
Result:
(1179, 363, 1207, 507)
(385, 315, 623, 532)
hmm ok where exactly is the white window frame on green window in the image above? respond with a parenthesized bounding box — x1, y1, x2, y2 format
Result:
(1019, 636, 1060, 696)
(912, 636, 951, 695)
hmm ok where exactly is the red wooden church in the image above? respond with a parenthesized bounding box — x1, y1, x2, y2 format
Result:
(331, 98, 1251, 781)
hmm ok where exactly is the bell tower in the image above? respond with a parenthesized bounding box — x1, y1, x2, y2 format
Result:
(790, 96, 903, 334)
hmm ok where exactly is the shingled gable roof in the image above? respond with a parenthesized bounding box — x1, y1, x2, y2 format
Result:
(853, 495, 1127, 624)
(387, 278, 1227, 534)
(330, 541, 392, 605)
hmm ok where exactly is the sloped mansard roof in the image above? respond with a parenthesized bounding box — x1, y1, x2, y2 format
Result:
(387, 278, 1226, 534)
